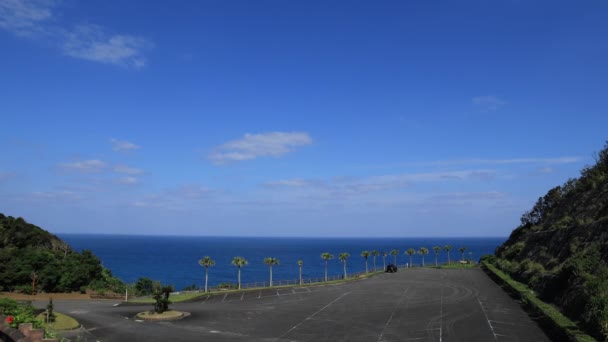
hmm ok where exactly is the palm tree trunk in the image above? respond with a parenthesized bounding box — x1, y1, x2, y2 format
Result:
(343, 261, 347, 279)
(435, 255, 438, 266)
(383, 257, 386, 270)
(448, 252, 451, 264)
(422, 256, 425, 267)
(269, 265, 273, 287)
(205, 267, 209, 293)
(299, 266, 302, 286)
(373, 257, 377, 272)
(238, 267, 241, 290)
(365, 260, 368, 273)
(409, 255, 412, 267)
(324, 261, 328, 281)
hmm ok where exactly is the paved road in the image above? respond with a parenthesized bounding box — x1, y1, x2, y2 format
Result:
(43, 267, 550, 341)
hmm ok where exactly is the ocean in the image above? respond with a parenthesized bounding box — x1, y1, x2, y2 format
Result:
(59, 235, 506, 291)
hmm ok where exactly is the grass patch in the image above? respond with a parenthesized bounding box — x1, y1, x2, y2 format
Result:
(36, 312, 80, 330)
(136, 310, 184, 321)
(481, 261, 595, 342)
(431, 262, 477, 269)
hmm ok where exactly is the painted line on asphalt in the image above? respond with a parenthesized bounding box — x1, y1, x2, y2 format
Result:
(222, 293, 228, 302)
(274, 292, 351, 341)
(240, 293, 245, 301)
(477, 297, 498, 341)
(377, 287, 410, 342)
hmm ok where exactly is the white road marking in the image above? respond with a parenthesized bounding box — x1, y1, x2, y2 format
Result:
(476, 297, 498, 341)
(274, 292, 351, 341)
(222, 293, 228, 302)
(377, 287, 410, 342)
(240, 292, 245, 301)
(277, 290, 281, 297)
(292, 288, 296, 294)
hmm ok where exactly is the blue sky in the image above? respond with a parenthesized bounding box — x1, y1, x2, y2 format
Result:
(1, 0, 607, 237)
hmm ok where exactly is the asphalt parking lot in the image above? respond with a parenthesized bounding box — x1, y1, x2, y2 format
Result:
(47, 267, 550, 342)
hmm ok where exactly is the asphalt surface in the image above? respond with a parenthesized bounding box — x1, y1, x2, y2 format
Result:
(42, 267, 550, 342)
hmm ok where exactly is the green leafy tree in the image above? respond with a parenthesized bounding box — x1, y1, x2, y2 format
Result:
(264, 257, 280, 287)
(321, 252, 334, 281)
(459, 246, 467, 261)
(444, 245, 453, 264)
(338, 253, 350, 279)
(390, 249, 399, 265)
(405, 248, 416, 267)
(153, 285, 173, 314)
(231, 257, 248, 290)
(433, 246, 441, 266)
(297, 260, 303, 286)
(418, 247, 429, 267)
(198, 256, 215, 293)
(135, 277, 155, 296)
(371, 250, 379, 272)
(361, 251, 370, 273)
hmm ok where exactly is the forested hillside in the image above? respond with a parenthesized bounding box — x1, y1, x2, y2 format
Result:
(0, 214, 124, 294)
(493, 142, 608, 340)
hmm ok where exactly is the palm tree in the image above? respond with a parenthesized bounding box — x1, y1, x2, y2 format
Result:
(297, 260, 303, 285)
(432, 246, 441, 266)
(371, 250, 379, 272)
(321, 252, 334, 281)
(444, 245, 453, 264)
(361, 250, 370, 273)
(459, 246, 467, 261)
(390, 249, 399, 265)
(338, 253, 350, 279)
(418, 247, 429, 267)
(405, 248, 416, 267)
(231, 256, 248, 289)
(264, 257, 280, 287)
(381, 251, 388, 271)
(198, 256, 215, 293)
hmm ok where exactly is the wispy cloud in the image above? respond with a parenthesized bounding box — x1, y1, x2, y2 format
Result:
(0, 0, 152, 68)
(115, 176, 138, 185)
(265, 169, 497, 198)
(110, 138, 140, 152)
(59, 159, 107, 172)
(472, 95, 506, 111)
(64, 25, 152, 68)
(113, 164, 143, 175)
(209, 132, 312, 164)
(0, 0, 54, 37)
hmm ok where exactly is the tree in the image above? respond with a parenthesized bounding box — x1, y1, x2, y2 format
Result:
(264, 257, 280, 287)
(135, 277, 155, 296)
(390, 249, 399, 265)
(321, 252, 334, 282)
(371, 250, 379, 272)
(153, 285, 173, 314)
(433, 246, 441, 266)
(231, 257, 248, 290)
(338, 253, 350, 279)
(459, 247, 467, 261)
(444, 245, 452, 264)
(198, 256, 215, 293)
(405, 248, 416, 267)
(297, 260, 303, 286)
(418, 247, 429, 267)
(381, 251, 388, 271)
(361, 251, 370, 273)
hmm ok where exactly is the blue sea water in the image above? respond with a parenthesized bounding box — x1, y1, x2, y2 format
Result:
(59, 235, 506, 291)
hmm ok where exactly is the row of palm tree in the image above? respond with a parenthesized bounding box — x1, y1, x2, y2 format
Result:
(197, 246, 469, 292)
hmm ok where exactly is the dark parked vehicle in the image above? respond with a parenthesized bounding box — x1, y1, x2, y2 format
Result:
(385, 264, 398, 273)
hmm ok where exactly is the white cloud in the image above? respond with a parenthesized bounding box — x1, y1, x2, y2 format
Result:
(472, 95, 506, 111)
(110, 138, 140, 152)
(63, 25, 152, 68)
(0, 0, 53, 37)
(59, 159, 107, 172)
(115, 176, 138, 185)
(0, 1, 152, 68)
(113, 164, 143, 175)
(209, 132, 312, 164)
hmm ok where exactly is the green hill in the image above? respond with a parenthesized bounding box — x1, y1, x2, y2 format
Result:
(493, 142, 608, 340)
(0, 214, 124, 294)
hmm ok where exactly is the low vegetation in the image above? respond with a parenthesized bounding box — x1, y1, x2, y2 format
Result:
(489, 142, 608, 340)
(0, 214, 125, 294)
